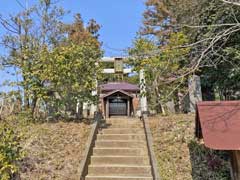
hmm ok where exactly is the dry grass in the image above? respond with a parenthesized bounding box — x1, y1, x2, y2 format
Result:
(149, 114, 231, 180)
(18, 121, 91, 180)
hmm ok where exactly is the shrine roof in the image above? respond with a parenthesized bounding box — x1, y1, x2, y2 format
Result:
(196, 101, 240, 150)
(102, 90, 134, 98)
(100, 82, 140, 92)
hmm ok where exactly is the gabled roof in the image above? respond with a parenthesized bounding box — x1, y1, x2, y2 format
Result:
(196, 101, 240, 150)
(102, 90, 134, 98)
(100, 82, 140, 92)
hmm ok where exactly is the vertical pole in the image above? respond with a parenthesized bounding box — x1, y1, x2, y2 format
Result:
(106, 99, 109, 118)
(76, 99, 80, 118)
(140, 69, 148, 115)
(90, 62, 99, 117)
(231, 150, 240, 180)
(127, 99, 130, 117)
(83, 102, 89, 118)
(90, 80, 98, 117)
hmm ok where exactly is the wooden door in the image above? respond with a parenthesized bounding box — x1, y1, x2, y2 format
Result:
(109, 98, 127, 116)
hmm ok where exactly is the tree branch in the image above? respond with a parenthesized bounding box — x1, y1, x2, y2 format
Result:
(221, 0, 240, 6)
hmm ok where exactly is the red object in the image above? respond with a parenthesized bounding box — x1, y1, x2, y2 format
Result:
(100, 82, 140, 92)
(196, 101, 240, 150)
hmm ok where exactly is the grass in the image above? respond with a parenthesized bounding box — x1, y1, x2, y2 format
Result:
(1, 115, 91, 180)
(149, 114, 231, 180)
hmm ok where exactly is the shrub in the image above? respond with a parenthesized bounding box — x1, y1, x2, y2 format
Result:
(0, 123, 24, 180)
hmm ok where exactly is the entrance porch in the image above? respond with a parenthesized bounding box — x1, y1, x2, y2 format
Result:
(102, 90, 133, 118)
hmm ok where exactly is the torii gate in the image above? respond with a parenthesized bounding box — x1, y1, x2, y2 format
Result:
(84, 57, 148, 117)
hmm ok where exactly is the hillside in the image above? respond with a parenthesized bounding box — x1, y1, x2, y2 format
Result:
(1, 116, 90, 180)
(149, 114, 231, 180)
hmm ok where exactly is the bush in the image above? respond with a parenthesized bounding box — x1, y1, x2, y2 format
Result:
(188, 140, 231, 180)
(0, 123, 24, 180)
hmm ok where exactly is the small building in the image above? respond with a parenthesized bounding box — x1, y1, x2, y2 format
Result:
(99, 82, 140, 118)
(196, 101, 240, 180)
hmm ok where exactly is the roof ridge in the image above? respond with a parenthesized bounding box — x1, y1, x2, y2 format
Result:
(100, 82, 140, 91)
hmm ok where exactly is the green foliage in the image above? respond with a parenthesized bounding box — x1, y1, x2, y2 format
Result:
(141, 0, 200, 40)
(0, 123, 24, 180)
(129, 32, 190, 112)
(189, 140, 230, 180)
(193, 0, 240, 100)
(40, 42, 102, 104)
(139, 0, 240, 104)
(125, 74, 139, 85)
(0, 1, 102, 118)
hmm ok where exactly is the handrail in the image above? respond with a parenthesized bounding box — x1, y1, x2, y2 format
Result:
(142, 114, 161, 180)
(79, 112, 101, 180)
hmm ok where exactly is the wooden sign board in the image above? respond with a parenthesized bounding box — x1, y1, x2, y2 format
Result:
(114, 59, 123, 73)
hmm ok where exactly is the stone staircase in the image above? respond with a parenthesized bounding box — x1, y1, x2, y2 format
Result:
(85, 118, 153, 180)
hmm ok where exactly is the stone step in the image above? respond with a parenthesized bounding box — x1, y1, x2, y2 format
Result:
(91, 156, 150, 165)
(97, 134, 146, 141)
(105, 119, 141, 123)
(101, 128, 144, 134)
(88, 165, 152, 176)
(101, 124, 143, 129)
(95, 140, 147, 148)
(84, 117, 153, 179)
(93, 148, 148, 156)
(104, 124, 143, 128)
(85, 176, 153, 180)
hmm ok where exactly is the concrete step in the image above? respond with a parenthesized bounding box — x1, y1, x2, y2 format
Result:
(97, 134, 146, 141)
(104, 124, 143, 128)
(93, 148, 148, 156)
(91, 156, 150, 165)
(106, 119, 140, 123)
(85, 176, 153, 180)
(95, 140, 147, 148)
(101, 128, 144, 134)
(84, 117, 153, 179)
(88, 165, 152, 176)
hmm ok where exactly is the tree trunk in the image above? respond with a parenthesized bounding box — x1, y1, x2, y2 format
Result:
(154, 86, 162, 113)
(23, 75, 30, 110)
(76, 102, 83, 119)
(173, 90, 180, 113)
(31, 96, 38, 118)
(201, 85, 215, 101)
(24, 90, 30, 110)
(161, 104, 166, 116)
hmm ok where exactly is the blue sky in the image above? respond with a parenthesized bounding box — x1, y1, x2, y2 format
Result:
(0, 0, 145, 91)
